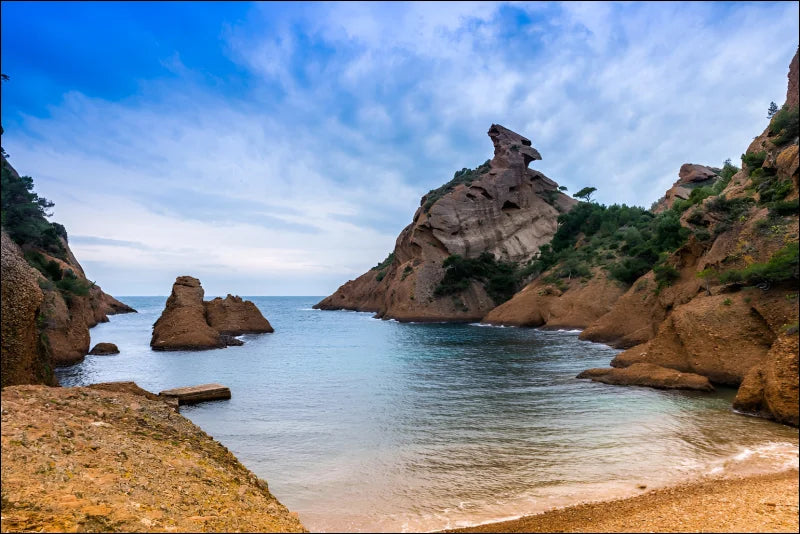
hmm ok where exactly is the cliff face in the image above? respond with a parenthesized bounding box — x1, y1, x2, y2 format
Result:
(315, 124, 575, 321)
(487, 51, 798, 426)
(1, 156, 135, 382)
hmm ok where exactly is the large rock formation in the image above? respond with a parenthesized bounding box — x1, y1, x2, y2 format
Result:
(1, 156, 135, 382)
(315, 124, 575, 321)
(573, 51, 797, 423)
(483, 269, 626, 328)
(151, 276, 272, 351)
(1, 385, 306, 532)
(477, 51, 798, 425)
(652, 164, 721, 214)
(205, 295, 274, 335)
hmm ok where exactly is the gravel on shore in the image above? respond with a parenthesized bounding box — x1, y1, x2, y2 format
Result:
(443, 469, 799, 533)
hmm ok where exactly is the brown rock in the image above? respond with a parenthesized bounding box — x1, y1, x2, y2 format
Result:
(733, 333, 799, 427)
(482, 270, 625, 328)
(151, 278, 273, 351)
(87, 381, 179, 411)
(1, 385, 306, 532)
(651, 163, 719, 214)
(151, 276, 224, 351)
(576, 363, 714, 391)
(88, 342, 119, 355)
(0, 231, 54, 387)
(205, 294, 273, 335)
(315, 124, 575, 321)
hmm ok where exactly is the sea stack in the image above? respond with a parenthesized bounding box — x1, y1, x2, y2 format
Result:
(314, 124, 575, 322)
(150, 276, 273, 351)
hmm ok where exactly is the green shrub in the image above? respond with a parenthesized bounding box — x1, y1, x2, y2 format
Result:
(718, 242, 799, 285)
(741, 151, 766, 173)
(653, 260, 680, 289)
(423, 160, 491, 212)
(769, 105, 799, 146)
(371, 252, 395, 271)
(722, 298, 732, 306)
(376, 270, 387, 282)
(1, 160, 66, 258)
(55, 270, 89, 297)
(768, 199, 800, 216)
(434, 252, 520, 304)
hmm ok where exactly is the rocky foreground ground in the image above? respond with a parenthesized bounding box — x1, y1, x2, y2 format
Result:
(445, 469, 799, 533)
(0, 385, 306, 533)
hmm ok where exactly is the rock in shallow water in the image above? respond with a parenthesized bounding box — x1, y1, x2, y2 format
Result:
(88, 342, 119, 355)
(577, 362, 714, 392)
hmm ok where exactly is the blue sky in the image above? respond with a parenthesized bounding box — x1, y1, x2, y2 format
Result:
(2, 1, 798, 296)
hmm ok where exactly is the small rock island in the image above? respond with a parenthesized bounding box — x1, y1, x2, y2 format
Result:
(151, 276, 273, 351)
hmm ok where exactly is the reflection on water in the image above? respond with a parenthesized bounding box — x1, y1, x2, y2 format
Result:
(57, 296, 799, 532)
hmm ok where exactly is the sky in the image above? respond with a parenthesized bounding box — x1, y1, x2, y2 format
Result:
(1, 1, 798, 296)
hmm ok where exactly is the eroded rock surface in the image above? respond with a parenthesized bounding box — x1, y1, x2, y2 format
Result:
(0, 385, 306, 532)
(577, 363, 714, 391)
(316, 124, 575, 321)
(205, 295, 274, 335)
(151, 277, 272, 350)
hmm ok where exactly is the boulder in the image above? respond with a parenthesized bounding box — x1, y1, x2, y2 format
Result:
(205, 295, 273, 335)
(576, 363, 714, 392)
(88, 342, 120, 355)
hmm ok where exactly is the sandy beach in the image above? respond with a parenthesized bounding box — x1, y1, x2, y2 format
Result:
(443, 469, 799, 533)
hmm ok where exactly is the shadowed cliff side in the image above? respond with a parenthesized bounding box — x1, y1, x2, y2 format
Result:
(1, 156, 135, 384)
(315, 124, 575, 322)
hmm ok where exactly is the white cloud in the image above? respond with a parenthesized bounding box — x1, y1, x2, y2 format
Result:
(4, 1, 798, 295)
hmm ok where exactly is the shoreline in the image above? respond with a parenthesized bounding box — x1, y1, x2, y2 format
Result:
(440, 468, 799, 533)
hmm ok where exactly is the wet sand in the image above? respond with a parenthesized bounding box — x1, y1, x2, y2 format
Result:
(443, 469, 799, 533)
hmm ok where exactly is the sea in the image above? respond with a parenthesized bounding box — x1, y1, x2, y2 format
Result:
(56, 296, 800, 532)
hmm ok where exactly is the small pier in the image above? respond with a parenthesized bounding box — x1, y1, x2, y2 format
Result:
(158, 383, 231, 405)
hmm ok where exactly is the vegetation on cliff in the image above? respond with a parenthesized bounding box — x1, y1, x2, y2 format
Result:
(422, 160, 491, 213)
(1, 158, 66, 258)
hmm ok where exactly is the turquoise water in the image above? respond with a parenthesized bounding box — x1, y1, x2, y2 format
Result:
(57, 296, 799, 532)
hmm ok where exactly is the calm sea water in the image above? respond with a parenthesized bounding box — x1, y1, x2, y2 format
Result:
(57, 296, 799, 532)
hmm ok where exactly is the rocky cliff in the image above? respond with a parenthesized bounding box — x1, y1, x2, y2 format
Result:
(151, 276, 273, 351)
(483, 51, 799, 426)
(1, 156, 135, 384)
(315, 124, 575, 321)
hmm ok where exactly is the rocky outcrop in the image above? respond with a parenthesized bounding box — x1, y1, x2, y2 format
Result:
(652, 164, 720, 214)
(0, 231, 54, 387)
(733, 333, 799, 427)
(482, 270, 626, 328)
(88, 342, 119, 355)
(576, 363, 714, 391)
(1, 385, 306, 532)
(151, 276, 272, 351)
(568, 50, 799, 425)
(316, 124, 575, 321)
(205, 295, 274, 335)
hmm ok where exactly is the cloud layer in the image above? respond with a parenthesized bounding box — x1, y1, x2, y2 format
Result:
(2, 1, 798, 295)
